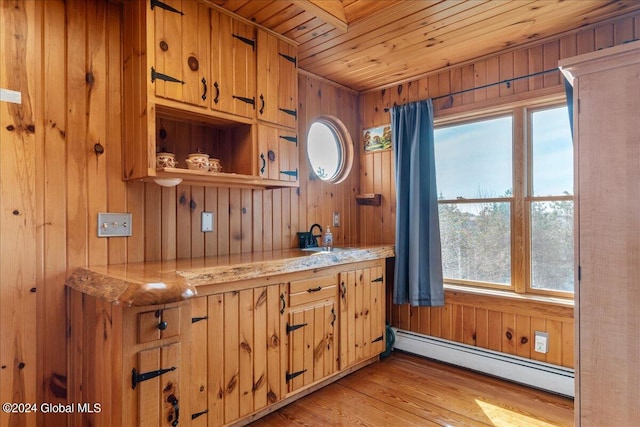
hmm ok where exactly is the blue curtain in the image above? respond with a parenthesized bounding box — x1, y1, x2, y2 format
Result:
(563, 76, 574, 137)
(391, 99, 444, 306)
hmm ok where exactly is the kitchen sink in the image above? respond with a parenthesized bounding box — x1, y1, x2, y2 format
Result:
(301, 247, 352, 253)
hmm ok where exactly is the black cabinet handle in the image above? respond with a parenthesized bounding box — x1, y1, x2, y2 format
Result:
(167, 394, 179, 426)
(331, 308, 336, 326)
(307, 286, 322, 293)
(260, 153, 266, 175)
(280, 293, 286, 314)
(201, 77, 207, 101)
(213, 82, 219, 104)
(259, 94, 265, 115)
(157, 321, 168, 331)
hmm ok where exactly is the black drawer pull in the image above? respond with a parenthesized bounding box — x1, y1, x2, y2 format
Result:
(191, 316, 208, 323)
(372, 335, 384, 343)
(307, 286, 322, 293)
(157, 321, 168, 331)
(372, 276, 384, 283)
(131, 366, 176, 389)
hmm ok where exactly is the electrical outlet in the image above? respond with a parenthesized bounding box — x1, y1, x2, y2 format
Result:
(201, 212, 214, 232)
(534, 331, 549, 353)
(332, 211, 341, 227)
(97, 213, 132, 237)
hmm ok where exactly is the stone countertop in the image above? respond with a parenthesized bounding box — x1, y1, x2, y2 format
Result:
(64, 245, 395, 307)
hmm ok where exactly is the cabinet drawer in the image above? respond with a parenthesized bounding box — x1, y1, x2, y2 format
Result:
(289, 275, 337, 307)
(138, 307, 181, 343)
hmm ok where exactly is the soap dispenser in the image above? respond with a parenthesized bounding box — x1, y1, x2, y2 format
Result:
(322, 226, 333, 251)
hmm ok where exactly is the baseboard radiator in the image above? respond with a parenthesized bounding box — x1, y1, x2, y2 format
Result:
(392, 328, 575, 398)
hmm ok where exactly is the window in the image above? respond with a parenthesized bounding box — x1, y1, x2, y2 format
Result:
(434, 102, 574, 296)
(529, 106, 574, 293)
(306, 116, 353, 183)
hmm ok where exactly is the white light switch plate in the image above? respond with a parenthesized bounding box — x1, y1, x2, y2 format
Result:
(97, 213, 132, 237)
(202, 212, 214, 232)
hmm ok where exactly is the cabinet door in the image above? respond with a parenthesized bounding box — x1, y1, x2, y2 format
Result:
(276, 38, 298, 129)
(287, 301, 337, 393)
(339, 265, 386, 370)
(189, 297, 209, 426)
(206, 284, 287, 427)
(258, 124, 299, 182)
(153, 0, 210, 106)
(211, 10, 256, 119)
(257, 30, 298, 128)
(136, 343, 181, 427)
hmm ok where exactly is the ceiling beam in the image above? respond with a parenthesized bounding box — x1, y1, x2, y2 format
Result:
(291, 0, 348, 33)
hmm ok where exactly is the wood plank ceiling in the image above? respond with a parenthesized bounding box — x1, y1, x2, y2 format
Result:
(210, 0, 640, 92)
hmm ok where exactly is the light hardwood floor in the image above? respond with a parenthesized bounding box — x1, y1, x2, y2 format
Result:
(250, 351, 574, 426)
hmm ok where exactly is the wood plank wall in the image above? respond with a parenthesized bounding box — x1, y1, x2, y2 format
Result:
(0, 1, 359, 425)
(361, 12, 640, 370)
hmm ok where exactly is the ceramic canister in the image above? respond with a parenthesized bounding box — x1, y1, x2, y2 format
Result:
(209, 158, 223, 172)
(185, 153, 209, 170)
(156, 152, 177, 168)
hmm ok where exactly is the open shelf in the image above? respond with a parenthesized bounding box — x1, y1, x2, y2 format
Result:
(150, 168, 299, 189)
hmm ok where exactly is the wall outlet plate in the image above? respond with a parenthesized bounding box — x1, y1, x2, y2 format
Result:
(332, 211, 341, 227)
(97, 213, 132, 237)
(534, 331, 549, 353)
(202, 212, 214, 232)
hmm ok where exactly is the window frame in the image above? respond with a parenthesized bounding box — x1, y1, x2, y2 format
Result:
(435, 97, 574, 298)
(306, 115, 354, 184)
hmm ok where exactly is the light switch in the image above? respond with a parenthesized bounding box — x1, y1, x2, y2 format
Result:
(202, 212, 214, 232)
(97, 213, 132, 237)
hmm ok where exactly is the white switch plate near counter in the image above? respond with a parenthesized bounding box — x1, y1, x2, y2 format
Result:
(332, 211, 341, 227)
(201, 212, 214, 232)
(97, 213, 132, 237)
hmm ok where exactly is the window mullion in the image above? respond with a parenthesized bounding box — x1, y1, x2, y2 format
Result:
(512, 107, 527, 294)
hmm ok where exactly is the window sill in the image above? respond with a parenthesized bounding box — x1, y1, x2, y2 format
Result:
(443, 284, 574, 319)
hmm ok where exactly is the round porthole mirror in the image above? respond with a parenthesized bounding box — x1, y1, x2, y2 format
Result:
(306, 116, 353, 183)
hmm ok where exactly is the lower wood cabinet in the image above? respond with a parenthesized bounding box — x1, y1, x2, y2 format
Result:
(339, 264, 386, 369)
(67, 259, 386, 426)
(189, 284, 288, 426)
(286, 275, 338, 393)
(67, 290, 192, 427)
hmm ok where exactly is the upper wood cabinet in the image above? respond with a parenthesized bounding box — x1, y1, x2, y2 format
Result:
(257, 124, 299, 183)
(210, 9, 256, 119)
(122, 0, 297, 188)
(257, 30, 298, 129)
(152, 0, 210, 107)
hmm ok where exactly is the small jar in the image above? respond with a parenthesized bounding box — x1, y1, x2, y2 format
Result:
(156, 152, 177, 168)
(209, 158, 223, 173)
(185, 153, 209, 171)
